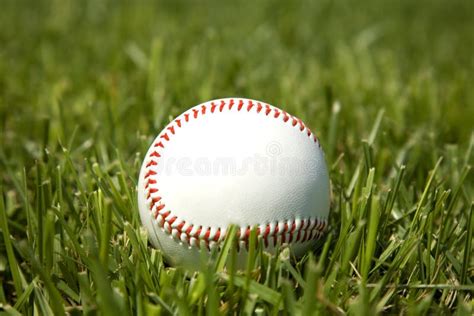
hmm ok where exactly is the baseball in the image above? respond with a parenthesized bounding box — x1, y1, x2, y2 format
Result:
(137, 98, 330, 268)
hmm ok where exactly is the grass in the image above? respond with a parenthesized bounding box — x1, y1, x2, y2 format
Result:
(0, 0, 473, 314)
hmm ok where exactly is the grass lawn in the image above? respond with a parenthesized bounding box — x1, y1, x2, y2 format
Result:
(0, 0, 473, 314)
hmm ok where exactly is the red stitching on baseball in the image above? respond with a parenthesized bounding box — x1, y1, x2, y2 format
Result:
(214, 229, 221, 242)
(144, 170, 157, 178)
(151, 196, 161, 203)
(143, 98, 326, 250)
(168, 216, 177, 225)
(265, 104, 271, 116)
(146, 160, 157, 167)
(196, 226, 202, 237)
(237, 99, 244, 111)
(145, 179, 157, 189)
(247, 100, 254, 112)
(273, 109, 281, 118)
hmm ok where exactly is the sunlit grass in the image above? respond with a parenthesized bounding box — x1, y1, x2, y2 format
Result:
(0, 0, 472, 314)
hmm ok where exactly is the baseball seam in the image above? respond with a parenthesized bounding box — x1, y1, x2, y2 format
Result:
(142, 98, 328, 251)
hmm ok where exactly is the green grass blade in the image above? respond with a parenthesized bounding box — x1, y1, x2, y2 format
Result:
(0, 186, 23, 300)
(16, 242, 65, 315)
(219, 272, 282, 306)
(215, 224, 237, 272)
(460, 203, 473, 285)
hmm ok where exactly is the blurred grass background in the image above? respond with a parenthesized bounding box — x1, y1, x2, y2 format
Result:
(1, 0, 473, 160)
(0, 0, 473, 314)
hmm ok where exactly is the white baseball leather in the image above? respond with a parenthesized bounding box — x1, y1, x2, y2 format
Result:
(138, 98, 330, 268)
